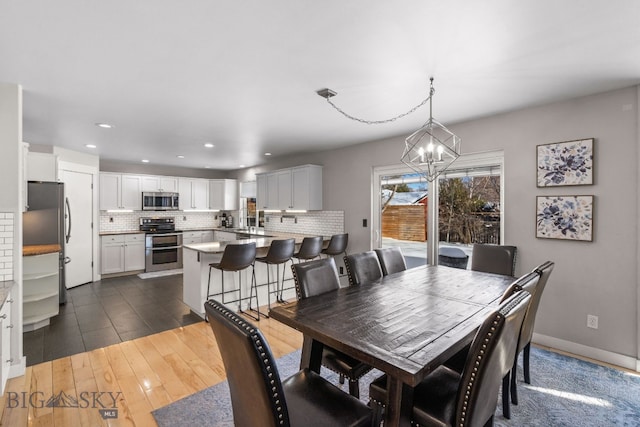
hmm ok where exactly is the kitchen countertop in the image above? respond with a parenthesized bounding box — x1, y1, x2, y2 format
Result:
(99, 227, 271, 236)
(23, 244, 62, 256)
(183, 231, 329, 254)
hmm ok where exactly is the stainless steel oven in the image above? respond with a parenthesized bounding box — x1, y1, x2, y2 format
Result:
(145, 232, 183, 272)
(140, 217, 183, 272)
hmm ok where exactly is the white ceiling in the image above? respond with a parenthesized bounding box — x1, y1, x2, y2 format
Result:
(1, 1, 639, 171)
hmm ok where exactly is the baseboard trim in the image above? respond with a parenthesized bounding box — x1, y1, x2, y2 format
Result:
(533, 333, 639, 372)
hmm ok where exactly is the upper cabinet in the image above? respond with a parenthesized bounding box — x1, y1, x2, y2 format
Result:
(100, 173, 142, 210)
(141, 176, 178, 193)
(179, 178, 209, 210)
(256, 164, 322, 211)
(209, 179, 238, 210)
(27, 152, 58, 182)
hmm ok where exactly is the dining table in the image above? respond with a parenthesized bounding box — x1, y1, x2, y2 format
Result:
(269, 264, 515, 427)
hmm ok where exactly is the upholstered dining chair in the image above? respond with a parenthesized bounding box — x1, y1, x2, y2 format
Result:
(368, 290, 531, 427)
(374, 247, 407, 276)
(204, 300, 372, 427)
(291, 258, 373, 398)
(441, 272, 539, 420)
(344, 251, 383, 286)
(470, 243, 518, 276)
(510, 261, 555, 406)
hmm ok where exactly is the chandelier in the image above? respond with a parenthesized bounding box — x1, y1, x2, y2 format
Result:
(317, 77, 461, 182)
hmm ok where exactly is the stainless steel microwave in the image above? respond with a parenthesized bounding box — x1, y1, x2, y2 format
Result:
(142, 192, 180, 211)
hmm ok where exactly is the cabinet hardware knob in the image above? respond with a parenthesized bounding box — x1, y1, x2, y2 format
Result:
(7, 299, 13, 303)
(7, 324, 13, 328)
(0, 315, 6, 319)
(6, 359, 13, 363)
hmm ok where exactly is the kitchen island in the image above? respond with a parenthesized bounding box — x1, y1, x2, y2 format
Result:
(183, 232, 328, 318)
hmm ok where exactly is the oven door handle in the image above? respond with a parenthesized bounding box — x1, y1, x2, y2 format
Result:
(148, 245, 182, 251)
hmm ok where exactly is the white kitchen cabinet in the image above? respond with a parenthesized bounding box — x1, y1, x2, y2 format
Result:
(101, 234, 145, 274)
(209, 179, 238, 210)
(214, 230, 237, 242)
(0, 288, 13, 394)
(141, 175, 178, 193)
(256, 165, 322, 211)
(179, 178, 209, 210)
(256, 174, 268, 210)
(23, 252, 59, 331)
(183, 230, 215, 245)
(99, 173, 142, 210)
(292, 165, 323, 210)
(27, 152, 58, 182)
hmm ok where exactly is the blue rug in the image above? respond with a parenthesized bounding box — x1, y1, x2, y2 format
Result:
(152, 347, 640, 426)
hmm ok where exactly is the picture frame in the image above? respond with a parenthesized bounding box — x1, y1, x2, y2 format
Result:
(536, 138, 594, 187)
(536, 195, 593, 241)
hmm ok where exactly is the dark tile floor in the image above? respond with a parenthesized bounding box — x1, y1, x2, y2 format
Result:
(23, 273, 202, 366)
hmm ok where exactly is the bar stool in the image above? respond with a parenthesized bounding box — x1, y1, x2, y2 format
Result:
(292, 236, 323, 263)
(321, 233, 348, 259)
(206, 242, 260, 321)
(254, 238, 295, 312)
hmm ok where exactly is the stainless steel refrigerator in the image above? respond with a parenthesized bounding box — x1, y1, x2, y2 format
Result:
(23, 181, 70, 304)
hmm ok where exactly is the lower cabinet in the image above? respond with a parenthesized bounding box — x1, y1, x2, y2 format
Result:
(214, 231, 237, 242)
(101, 234, 145, 275)
(1, 290, 13, 392)
(23, 253, 59, 331)
(183, 230, 215, 245)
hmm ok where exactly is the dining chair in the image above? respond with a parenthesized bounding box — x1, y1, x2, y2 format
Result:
(291, 258, 373, 398)
(368, 289, 531, 427)
(204, 299, 372, 427)
(344, 251, 383, 286)
(470, 243, 518, 276)
(206, 242, 259, 320)
(374, 247, 407, 276)
(510, 261, 555, 405)
(254, 238, 295, 311)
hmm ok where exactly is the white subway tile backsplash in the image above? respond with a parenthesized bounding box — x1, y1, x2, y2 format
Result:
(0, 212, 13, 282)
(99, 211, 225, 233)
(264, 211, 344, 237)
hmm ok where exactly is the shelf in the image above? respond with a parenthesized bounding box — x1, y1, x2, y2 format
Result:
(23, 271, 58, 281)
(23, 313, 54, 327)
(23, 290, 58, 304)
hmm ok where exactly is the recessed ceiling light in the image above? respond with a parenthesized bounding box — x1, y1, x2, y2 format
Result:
(204, 143, 214, 148)
(95, 123, 112, 129)
(264, 152, 272, 156)
(204, 166, 211, 169)
(177, 155, 185, 159)
(141, 159, 149, 163)
(85, 144, 97, 149)
(239, 164, 246, 168)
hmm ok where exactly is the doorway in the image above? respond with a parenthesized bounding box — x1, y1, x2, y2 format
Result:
(59, 169, 94, 288)
(373, 150, 504, 266)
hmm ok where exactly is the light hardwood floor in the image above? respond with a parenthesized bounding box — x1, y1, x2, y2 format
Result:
(0, 315, 302, 426)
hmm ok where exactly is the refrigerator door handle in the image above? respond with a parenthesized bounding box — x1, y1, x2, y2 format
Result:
(65, 197, 72, 244)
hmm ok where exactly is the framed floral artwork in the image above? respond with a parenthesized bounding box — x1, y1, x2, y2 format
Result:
(536, 195, 593, 241)
(537, 138, 594, 187)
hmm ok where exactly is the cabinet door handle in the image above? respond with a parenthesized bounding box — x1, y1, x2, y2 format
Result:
(6, 324, 13, 328)
(0, 314, 6, 319)
(6, 359, 13, 363)
(6, 299, 12, 303)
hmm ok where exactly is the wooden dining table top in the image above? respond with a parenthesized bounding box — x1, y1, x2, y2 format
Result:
(269, 264, 515, 426)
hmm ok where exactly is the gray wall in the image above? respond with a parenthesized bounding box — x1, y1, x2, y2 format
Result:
(234, 86, 639, 362)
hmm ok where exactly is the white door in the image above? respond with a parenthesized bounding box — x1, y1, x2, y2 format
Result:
(60, 170, 94, 288)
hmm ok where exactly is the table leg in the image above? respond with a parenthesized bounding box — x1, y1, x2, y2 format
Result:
(300, 336, 323, 373)
(385, 376, 413, 427)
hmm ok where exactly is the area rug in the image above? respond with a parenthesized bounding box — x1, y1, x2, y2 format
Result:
(137, 269, 183, 279)
(152, 347, 640, 426)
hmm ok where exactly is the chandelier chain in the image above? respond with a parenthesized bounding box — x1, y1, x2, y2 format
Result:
(324, 85, 435, 125)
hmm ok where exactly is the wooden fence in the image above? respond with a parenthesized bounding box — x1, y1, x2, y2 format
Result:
(382, 205, 426, 242)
